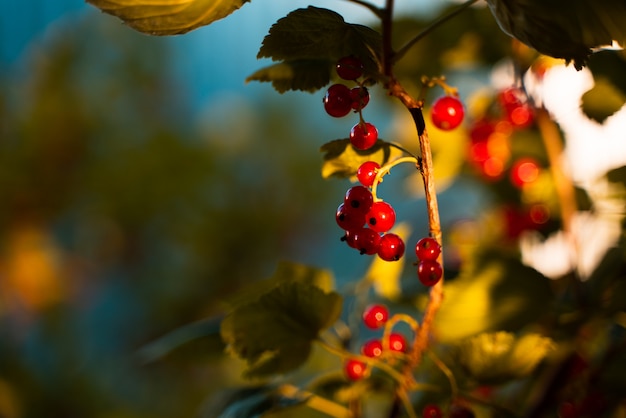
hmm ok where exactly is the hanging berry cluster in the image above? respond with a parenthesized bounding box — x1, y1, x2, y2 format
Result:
(323, 56, 378, 150)
(326, 57, 465, 286)
(343, 303, 409, 380)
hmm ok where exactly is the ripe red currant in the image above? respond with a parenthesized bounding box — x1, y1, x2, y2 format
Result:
(361, 339, 383, 358)
(422, 404, 443, 418)
(388, 332, 407, 352)
(344, 358, 367, 380)
(323, 84, 352, 118)
(366, 201, 396, 233)
(377, 233, 405, 261)
(352, 227, 382, 255)
(350, 122, 378, 150)
(357, 161, 380, 187)
(509, 157, 540, 188)
(417, 259, 443, 286)
(362, 304, 389, 329)
(415, 237, 441, 261)
(336, 203, 366, 231)
(341, 229, 358, 249)
(431, 96, 464, 130)
(344, 185, 374, 215)
(336, 56, 364, 80)
(350, 86, 370, 110)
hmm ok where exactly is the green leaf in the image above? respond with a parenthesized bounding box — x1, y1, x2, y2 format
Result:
(221, 281, 343, 378)
(251, 7, 383, 92)
(456, 332, 555, 385)
(320, 139, 404, 180)
(433, 250, 554, 342)
(225, 261, 336, 308)
(85, 0, 250, 35)
(246, 60, 332, 93)
(485, 0, 626, 69)
(581, 77, 626, 123)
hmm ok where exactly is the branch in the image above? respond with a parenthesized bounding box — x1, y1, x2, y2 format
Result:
(393, 0, 482, 64)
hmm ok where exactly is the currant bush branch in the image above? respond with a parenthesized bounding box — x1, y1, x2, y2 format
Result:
(392, 0, 482, 64)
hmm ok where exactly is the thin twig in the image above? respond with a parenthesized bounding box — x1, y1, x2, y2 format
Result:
(343, 0, 384, 18)
(393, 0, 482, 64)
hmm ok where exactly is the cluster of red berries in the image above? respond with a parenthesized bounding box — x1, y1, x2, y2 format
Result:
(336, 173, 404, 262)
(468, 86, 537, 181)
(323, 56, 378, 150)
(344, 304, 409, 380)
(415, 237, 443, 286)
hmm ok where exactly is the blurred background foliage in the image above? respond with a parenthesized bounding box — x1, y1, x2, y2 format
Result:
(1, 1, 626, 417)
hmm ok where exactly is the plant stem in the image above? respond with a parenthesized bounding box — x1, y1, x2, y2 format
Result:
(344, 0, 384, 18)
(393, 0, 482, 64)
(278, 384, 353, 418)
(371, 156, 420, 201)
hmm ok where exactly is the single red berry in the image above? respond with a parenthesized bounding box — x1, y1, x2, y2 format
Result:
(415, 237, 441, 261)
(366, 201, 396, 233)
(344, 358, 367, 380)
(498, 87, 522, 108)
(417, 259, 443, 286)
(336, 203, 366, 231)
(361, 339, 383, 358)
(422, 404, 443, 418)
(336, 56, 364, 80)
(323, 84, 353, 118)
(350, 122, 378, 150)
(350, 86, 370, 110)
(510, 157, 540, 188)
(357, 161, 380, 187)
(344, 185, 374, 215)
(431, 96, 464, 130)
(377, 233, 405, 261)
(449, 405, 475, 418)
(352, 227, 382, 255)
(388, 332, 408, 353)
(341, 229, 359, 248)
(362, 304, 389, 329)
(507, 104, 534, 128)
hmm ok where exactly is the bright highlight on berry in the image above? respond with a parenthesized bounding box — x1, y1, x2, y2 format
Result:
(344, 358, 367, 380)
(431, 96, 464, 130)
(362, 304, 389, 329)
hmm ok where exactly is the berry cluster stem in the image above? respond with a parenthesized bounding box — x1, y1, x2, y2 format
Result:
(370, 156, 420, 201)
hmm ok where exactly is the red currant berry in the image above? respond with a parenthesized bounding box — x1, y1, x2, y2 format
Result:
(336, 203, 366, 231)
(431, 96, 464, 130)
(510, 158, 540, 188)
(352, 227, 382, 255)
(362, 304, 389, 329)
(377, 233, 405, 261)
(388, 332, 407, 352)
(350, 86, 370, 110)
(361, 339, 383, 358)
(350, 122, 378, 150)
(366, 201, 396, 233)
(498, 87, 522, 108)
(357, 161, 380, 187)
(415, 237, 441, 261)
(344, 185, 374, 215)
(336, 56, 364, 80)
(344, 358, 367, 380)
(449, 405, 475, 418)
(422, 404, 443, 418)
(323, 84, 352, 118)
(341, 229, 359, 249)
(417, 259, 443, 286)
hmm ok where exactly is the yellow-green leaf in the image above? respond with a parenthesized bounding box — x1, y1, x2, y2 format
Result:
(246, 60, 332, 93)
(320, 139, 404, 180)
(364, 222, 411, 301)
(86, 0, 251, 35)
(457, 332, 555, 385)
